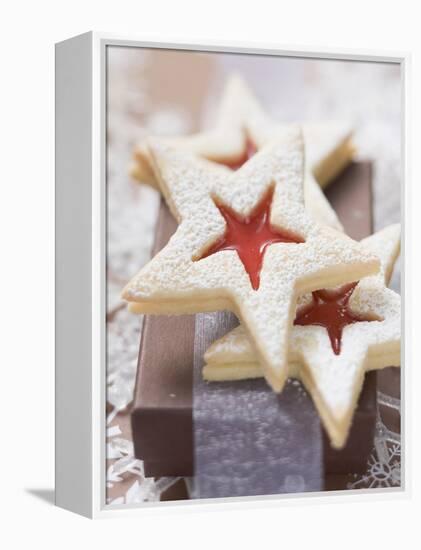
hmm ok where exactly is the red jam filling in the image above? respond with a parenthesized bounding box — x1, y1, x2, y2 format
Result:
(219, 137, 258, 170)
(294, 283, 374, 355)
(197, 188, 304, 290)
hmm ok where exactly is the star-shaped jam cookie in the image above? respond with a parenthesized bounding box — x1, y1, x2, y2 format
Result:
(199, 187, 304, 290)
(131, 75, 355, 232)
(294, 283, 374, 355)
(203, 225, 401, 447)
(122, 128, 380, 393)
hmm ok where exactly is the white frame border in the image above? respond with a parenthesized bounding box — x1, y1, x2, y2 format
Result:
(57, 31, 411, 519)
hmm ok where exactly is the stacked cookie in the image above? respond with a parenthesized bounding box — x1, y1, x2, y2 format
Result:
(124, 76, 401, 449)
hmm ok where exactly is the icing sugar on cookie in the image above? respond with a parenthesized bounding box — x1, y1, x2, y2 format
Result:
(203, 225, 401, 448)
(122, 128, 380, 393)
(131, 75, 355, 232)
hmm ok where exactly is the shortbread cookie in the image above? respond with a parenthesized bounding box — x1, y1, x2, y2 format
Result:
(122, 128, 379, 392)
(203, 225, 401, 448)
(131, 75, 354, 231)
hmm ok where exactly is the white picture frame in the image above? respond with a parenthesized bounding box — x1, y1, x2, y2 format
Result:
(55, 31, 409, 518)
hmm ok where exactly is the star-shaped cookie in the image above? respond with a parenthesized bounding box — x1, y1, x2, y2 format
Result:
(131, 75, 355, 231)
(122, 127, 379, 392)
(203, 224, 401, 448)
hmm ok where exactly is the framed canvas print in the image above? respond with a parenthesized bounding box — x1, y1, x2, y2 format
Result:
(55, 32, 407, 518)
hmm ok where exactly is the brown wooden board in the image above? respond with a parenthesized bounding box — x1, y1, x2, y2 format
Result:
(131, 161, 382, 487)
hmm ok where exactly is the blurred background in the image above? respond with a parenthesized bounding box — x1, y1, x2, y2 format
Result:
(105, 47, 401, 505)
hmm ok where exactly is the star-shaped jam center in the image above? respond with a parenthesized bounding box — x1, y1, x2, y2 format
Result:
(220, 136, 258, 170)
(197, 188, 304, 290)
(294, 283, 375, 355)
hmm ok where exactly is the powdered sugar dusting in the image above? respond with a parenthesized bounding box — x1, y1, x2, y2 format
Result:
(203, 226, 400, 447)
(123, 133, 379, 392)
(133, 76, 349, 232)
